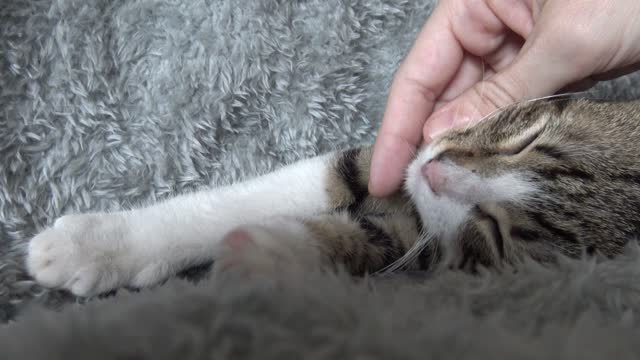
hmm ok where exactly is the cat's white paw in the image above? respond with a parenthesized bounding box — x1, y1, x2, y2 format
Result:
(26, 213, 137, 296)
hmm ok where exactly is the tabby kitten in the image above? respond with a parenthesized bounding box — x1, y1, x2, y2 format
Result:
(26, 98, 640, 296)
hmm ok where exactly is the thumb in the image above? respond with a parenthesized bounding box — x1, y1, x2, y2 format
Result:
(423, 51, 571, 142)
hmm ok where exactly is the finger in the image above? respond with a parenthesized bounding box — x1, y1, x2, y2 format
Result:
(437, 55, 485, 104)
(424, 45, 577, 141)
(369, 4, 465, 197)
(482, 31, 525, 74)
(368, 133, 416, 197)
(486, 0, 535, 39)
(427, 4, 527, 135)
(436, 32, 523, 111)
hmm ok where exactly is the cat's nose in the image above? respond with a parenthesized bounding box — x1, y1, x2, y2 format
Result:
(421, 160, 446, 194)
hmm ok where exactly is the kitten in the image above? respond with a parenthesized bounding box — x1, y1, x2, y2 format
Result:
(26, 98, 640, 296)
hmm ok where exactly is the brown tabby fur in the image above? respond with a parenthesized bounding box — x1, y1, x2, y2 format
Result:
(294, 98, 640, 275)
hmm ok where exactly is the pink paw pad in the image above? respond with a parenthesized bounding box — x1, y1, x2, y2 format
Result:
(222, 228, 255, 252)
(218, 228, 266, 275)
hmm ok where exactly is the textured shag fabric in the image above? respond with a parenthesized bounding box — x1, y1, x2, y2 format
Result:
(2, 0, 640, 358)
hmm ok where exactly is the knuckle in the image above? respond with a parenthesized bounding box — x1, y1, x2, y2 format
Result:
(470, 76, 521, 114)
(395, 62, 439, 103)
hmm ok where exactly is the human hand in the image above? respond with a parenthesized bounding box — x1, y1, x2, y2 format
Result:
(369, 0, 640, 197)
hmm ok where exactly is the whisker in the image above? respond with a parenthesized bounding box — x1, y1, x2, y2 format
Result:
(479, 58, 486, 105)
(428, 234, 440, 269)
(375, 229, 435, 275)
(523, 92, 584, 103)
(470, 91, 589, 126)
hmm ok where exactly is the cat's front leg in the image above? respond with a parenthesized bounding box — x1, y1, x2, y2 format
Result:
(27, 151, 363, 296)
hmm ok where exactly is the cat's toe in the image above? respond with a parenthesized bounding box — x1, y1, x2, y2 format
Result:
(27, 224, 79, 288)
(216, 226, 277, 274)
(26, 214, 130, 296)
(216, 224, 314, 275)
(223, 229, 256, 251)
(66, 265, 102, 297)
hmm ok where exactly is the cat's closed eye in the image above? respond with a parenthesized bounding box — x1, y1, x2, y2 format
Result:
(497, 128, 543, 156)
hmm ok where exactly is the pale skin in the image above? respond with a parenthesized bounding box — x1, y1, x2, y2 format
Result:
(369, 0, 640, 197)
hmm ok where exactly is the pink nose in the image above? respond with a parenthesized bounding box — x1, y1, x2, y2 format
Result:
(421, 160, 445, 194)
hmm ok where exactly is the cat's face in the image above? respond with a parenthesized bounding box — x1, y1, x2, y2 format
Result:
(406, 99, 640, 269)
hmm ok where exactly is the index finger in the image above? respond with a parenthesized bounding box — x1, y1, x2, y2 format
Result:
(381, 9, 464, 147)
(369, 6, 465, 196)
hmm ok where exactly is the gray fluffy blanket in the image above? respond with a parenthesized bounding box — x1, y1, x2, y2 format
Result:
(3, 0, 640, 358)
